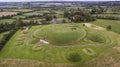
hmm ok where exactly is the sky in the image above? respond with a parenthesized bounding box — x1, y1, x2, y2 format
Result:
(0, 0, 119, 2)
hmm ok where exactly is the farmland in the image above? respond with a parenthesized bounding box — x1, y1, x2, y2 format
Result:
(0, 19, 15, 24)
(0, 12, 18, 17)
(11, 9, 33, 12)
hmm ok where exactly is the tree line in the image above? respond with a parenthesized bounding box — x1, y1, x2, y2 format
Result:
(64, 8, 96, 22)
(95, 15, 120, 20)
(0, 30, 17, 51)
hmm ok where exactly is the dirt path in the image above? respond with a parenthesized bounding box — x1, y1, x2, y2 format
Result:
(83, 23, 105, 30)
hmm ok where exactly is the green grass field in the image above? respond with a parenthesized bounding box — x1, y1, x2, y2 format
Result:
(94, 14, 120, 17)
(92, 19, 120, 34)
(11, 9, 33, 12)
(34, 24, 86, 45)
(12, 15, 26, 19)
(0, 5, 120, 67)
(23, 12, 42, 16)
(0, 23, 118, 65)
(0, 19, 15, 24)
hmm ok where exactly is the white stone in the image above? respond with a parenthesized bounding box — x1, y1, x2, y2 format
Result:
(40, 39, 49, 44)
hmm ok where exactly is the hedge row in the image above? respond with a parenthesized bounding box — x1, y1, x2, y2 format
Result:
(0, 30, 17, 51)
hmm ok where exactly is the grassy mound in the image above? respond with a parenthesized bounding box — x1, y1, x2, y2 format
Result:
(34, 24, 86, 45)
(67, 53, 82, 62)
(29, 38, 39, 44)
(87, 33, 106, 43)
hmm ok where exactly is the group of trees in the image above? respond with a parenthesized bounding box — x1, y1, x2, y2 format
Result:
(64, 9, 96, 22)
(0, 23, 16, 33)
(90, 6, 105, 14)
(0, 30, 17, 50)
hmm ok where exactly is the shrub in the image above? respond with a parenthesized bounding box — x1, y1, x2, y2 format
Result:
(106, 25, 112, 30)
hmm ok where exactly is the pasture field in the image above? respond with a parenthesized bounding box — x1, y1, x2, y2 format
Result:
(66, 6, 84, 9)
(92, 19, 120, 34)
(94, 14, 120, 17)
(23, 12, 43, 16)
(0, 23, 119, 66)
(0, 12, 18, 17)
(11, 9, 33, 12)
(22, 19, 31, 22)
(0, 19, 15, 24)
(12, 15, 26, 19)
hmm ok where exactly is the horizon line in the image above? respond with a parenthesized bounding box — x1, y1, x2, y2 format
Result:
(0, 0, 120, 2)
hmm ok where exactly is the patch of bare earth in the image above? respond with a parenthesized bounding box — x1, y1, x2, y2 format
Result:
(83, 23, 92, 27)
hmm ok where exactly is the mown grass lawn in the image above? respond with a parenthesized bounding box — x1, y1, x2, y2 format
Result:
(34, 24, 86, 45)
(0, 23, 118, 64)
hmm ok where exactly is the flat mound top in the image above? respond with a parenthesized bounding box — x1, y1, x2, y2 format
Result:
(33, 24, 86, 45)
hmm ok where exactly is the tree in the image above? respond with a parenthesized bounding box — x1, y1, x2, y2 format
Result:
(73, 15, 81, 22)
(45, 14, 52, 21)
(91, 6, 104, 14)
(107, 25, 112, 30)
(64, 11, 70, 18)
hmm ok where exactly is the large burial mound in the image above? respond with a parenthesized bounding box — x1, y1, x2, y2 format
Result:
(33, 24, 87, 46)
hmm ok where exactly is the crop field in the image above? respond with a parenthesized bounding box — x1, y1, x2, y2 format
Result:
(0, 12, 18, 17)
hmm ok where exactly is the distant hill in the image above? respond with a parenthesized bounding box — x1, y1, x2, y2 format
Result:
(0, 1, 120, 8)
